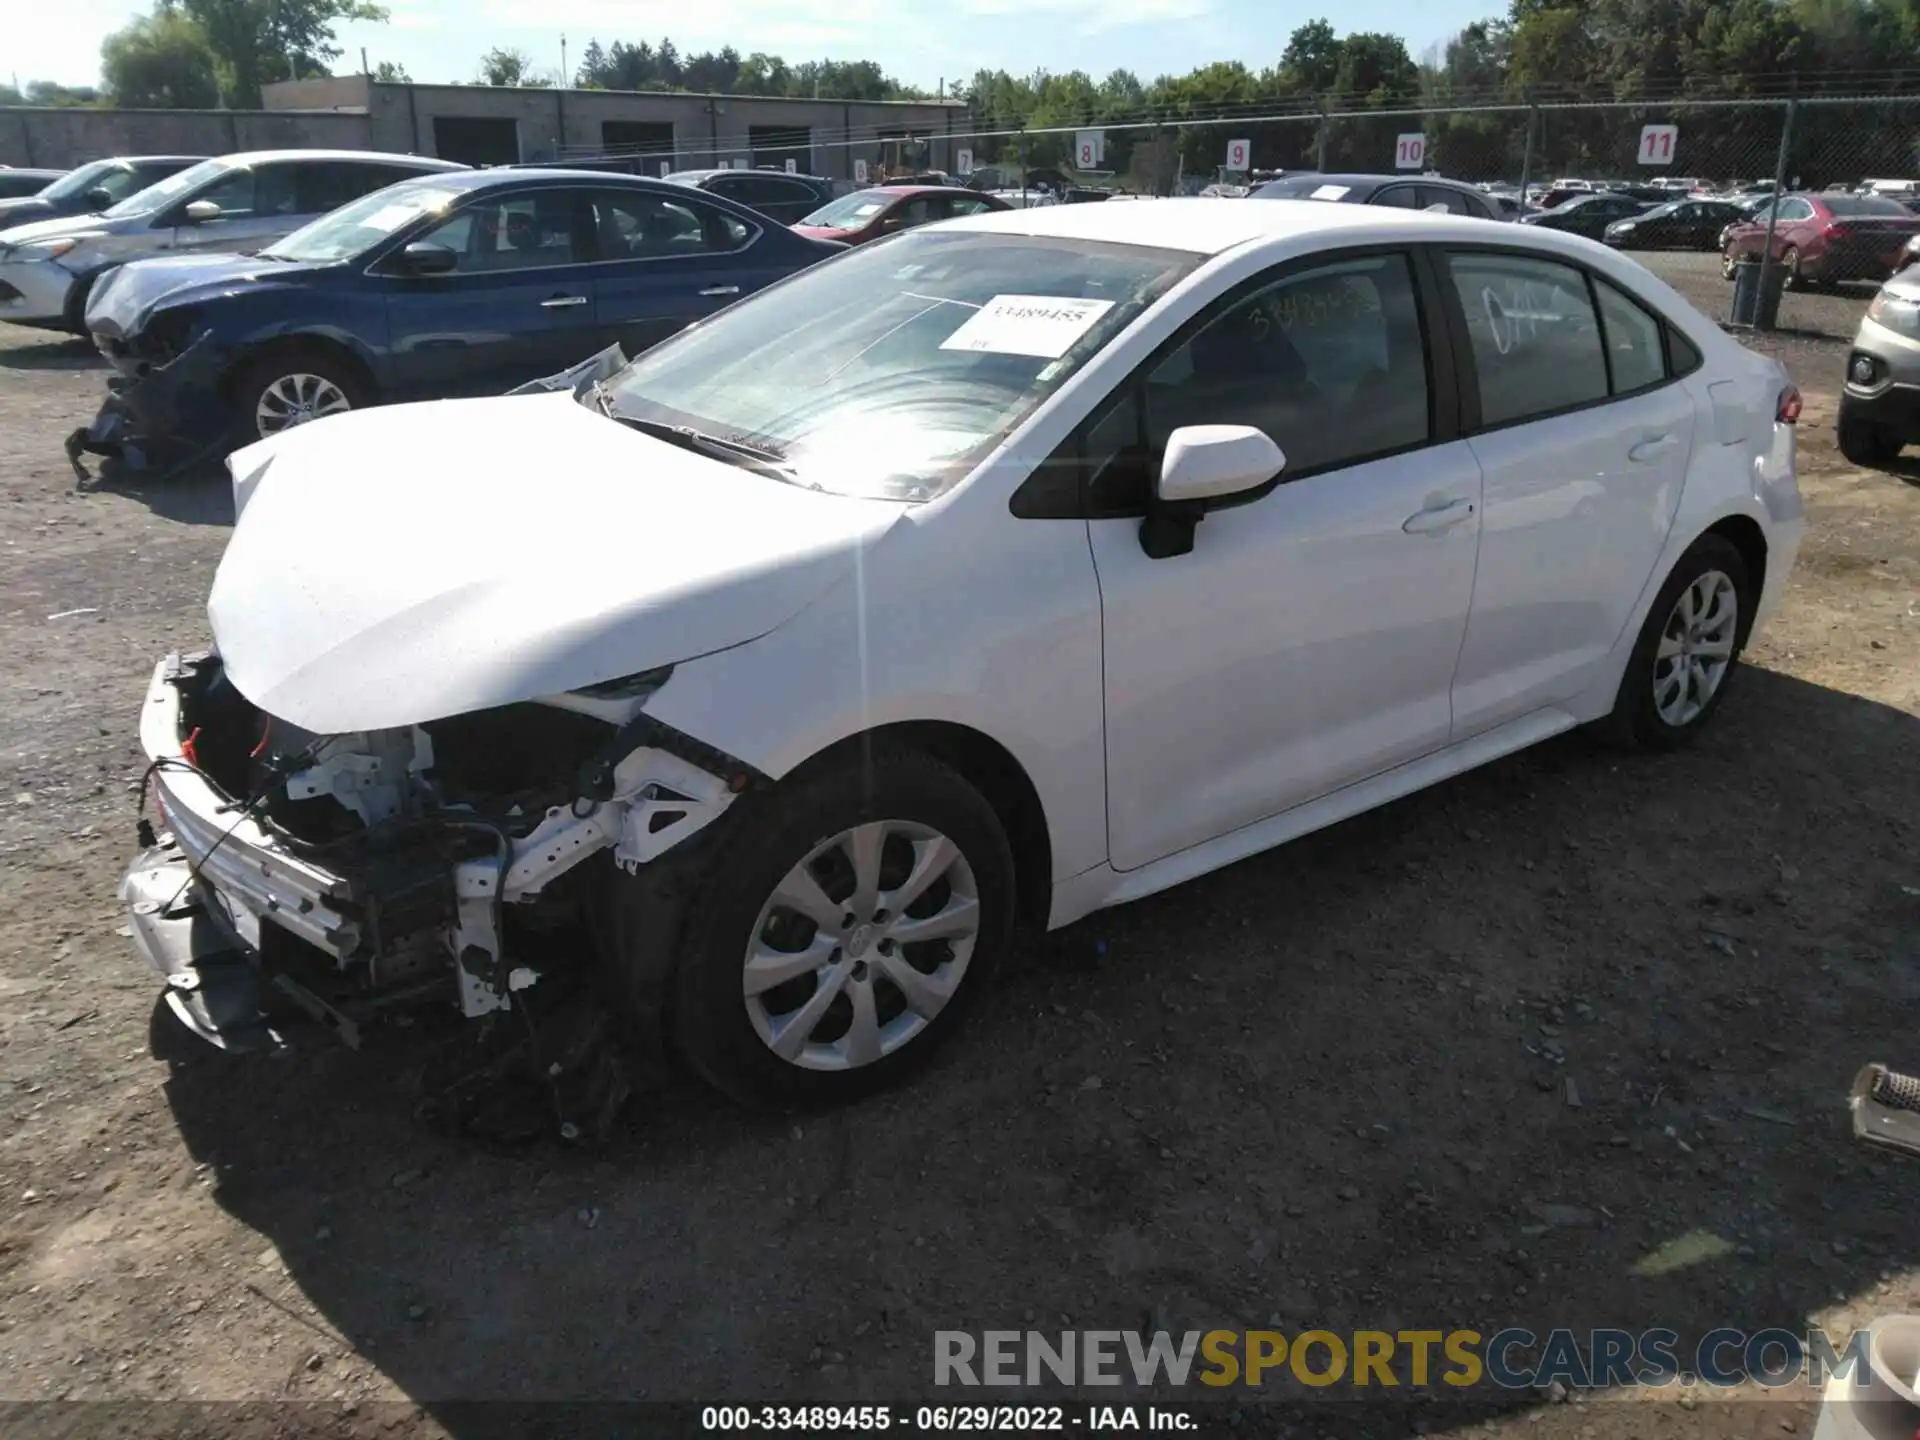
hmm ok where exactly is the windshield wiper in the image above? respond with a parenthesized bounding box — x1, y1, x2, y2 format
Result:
(604, 408, 799, 483)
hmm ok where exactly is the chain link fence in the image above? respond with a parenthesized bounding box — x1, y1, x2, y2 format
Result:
(558, 93, 1920, 339)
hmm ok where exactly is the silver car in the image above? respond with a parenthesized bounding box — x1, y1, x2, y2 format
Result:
(0, 149, 467, 332)
(1838, 265, 1920, 466)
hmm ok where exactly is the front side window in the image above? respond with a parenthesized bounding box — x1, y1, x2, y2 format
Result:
(1419, 186, 1478, 216)
(1445, 252, 1608, 427)
(296, 161, 407, 214)
(590, 190, 752, 258)
(414, 192, 581, 273)
(103, 158, 228, 218)
(1135, 253, 1431, 478)
(1373, 186, 1423, 209)
(186, 163, 297, 220)
(601, 230, 1198, 501)
(1778, 198, 1814, 222)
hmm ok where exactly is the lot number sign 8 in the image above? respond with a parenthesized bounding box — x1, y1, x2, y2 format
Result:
(1395, 133, 1427, 170)
(1638, 124, 1679, 165)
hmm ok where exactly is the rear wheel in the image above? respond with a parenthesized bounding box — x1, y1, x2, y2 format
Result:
(228, 346, 370, 445)
(1595, 535, 1753, 752)
(1720, 245, 1739, 280)
(1781, 245, 1806, 290)
(667, 748, 1015, 1110)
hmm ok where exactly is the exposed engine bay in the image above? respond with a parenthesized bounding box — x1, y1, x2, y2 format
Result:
(126, 650, 761, 1136)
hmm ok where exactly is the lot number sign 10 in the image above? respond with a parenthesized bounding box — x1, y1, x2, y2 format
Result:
(1638, 124, 1679, 166)
(1395, 133, 1427, 170)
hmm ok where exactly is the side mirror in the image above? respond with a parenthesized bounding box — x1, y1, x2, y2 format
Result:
(1141, 425, 1286, 559)
(395, 241, 459, 276)
(84, 186, 113, 209)
(182, 199, 222, 223)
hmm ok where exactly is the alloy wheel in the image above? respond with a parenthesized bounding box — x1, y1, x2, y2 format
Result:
(256, 372, 351, 437)
(742, 820, 981, 1072)
(1653, 569, 1738, 727)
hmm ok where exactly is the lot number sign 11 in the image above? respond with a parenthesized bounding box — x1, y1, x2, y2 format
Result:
(1638, 123, 1679, 166)
(1395, 133, 1427, 170)
(1225, 138, 1251, 171)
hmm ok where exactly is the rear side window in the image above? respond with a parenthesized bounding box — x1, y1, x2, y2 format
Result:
(1419, 186, 1481, 217)
(1373, 186, 1422, 209)
(1591, 277, 1665, 394)
(1445, 252, 1608, 427)
(1668, 326, 1703, 377)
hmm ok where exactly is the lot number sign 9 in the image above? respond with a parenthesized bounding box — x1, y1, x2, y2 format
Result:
(1225, 138, 1251, 171)
(1395, 133, 1427, 170)
(1638, 124, 1679, 165)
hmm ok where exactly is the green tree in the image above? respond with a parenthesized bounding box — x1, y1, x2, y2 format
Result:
(166, 0, 388, 107)
(373, 59, 410, 82)
(102, 9, 221, 107)
(478, 46, 545, 85)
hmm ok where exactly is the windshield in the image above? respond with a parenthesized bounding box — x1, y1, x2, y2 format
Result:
(602, 230, 1199, 501)
(262, 182, 464, 262)
(39, 160, 118, 203)
(104, 158, 229, 218)
(1255, 179, 1362, 201)
(800, 191, 893, 227)
(1826, 194, 1912, 217)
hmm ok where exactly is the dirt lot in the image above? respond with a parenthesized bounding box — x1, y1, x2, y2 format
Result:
(0, 288, 1915, 1440)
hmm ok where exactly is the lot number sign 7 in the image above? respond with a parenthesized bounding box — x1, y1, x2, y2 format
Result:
(1638, 123, 1679, 165)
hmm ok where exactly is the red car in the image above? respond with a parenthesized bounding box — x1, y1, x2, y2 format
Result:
(792, 185, 1010, 246)
(1721, 191, 1920, 288)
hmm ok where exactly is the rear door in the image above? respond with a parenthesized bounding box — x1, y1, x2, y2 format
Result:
(1440, 248, 1696, 734)
(709, 173, 822, 225)
(379, 185, 601, 397)
(585, 187, 783, 357)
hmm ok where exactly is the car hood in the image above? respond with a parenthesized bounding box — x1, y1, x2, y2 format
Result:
(793, 224, 861, 242)
(87, 252, 329, 338)
(209, 392, 908, 733)
(0, 211, 122, 249)
(0, 197, 56, 229)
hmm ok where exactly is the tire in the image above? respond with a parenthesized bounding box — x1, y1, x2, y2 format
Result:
(1594, 535, 1754, 752)
(1720, 246, 1738, 281)
(666, 747, 1016, 1110)
(1781, 245, 1805, 291)
(61, 272, 98, 335)
(1838, 414, 1904, 467)
(227, 346, 371, 446)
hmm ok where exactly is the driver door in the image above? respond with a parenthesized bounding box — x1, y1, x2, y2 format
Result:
(1086, 250, 1483, 871)
(164, 161, 300, 254)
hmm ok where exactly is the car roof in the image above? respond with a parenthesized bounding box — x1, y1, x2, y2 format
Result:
(106, 155, 208, 165)
(436, 168, 735, 195)
(208, 149, 467, 170)
(940, 196, 1524, 255)
(871, 184, 974, 196)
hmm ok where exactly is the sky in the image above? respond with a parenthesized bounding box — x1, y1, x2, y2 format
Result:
(13, 0, 1497, 95)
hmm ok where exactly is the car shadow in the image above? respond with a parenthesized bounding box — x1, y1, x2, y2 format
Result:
(71, 452, 233, 526)
(157, 666, 1916, 1425)
(0, 331, 103, 371)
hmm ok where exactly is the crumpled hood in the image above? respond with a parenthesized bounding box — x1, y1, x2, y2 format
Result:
(209, 392, 906, 733)
(88, 252, 326, 339)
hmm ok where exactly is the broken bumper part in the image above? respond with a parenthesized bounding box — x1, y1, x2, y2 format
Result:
(68, 331, 229, 476)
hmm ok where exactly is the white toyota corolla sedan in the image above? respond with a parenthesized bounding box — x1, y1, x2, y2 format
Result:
(122, 199, 1804, 1111)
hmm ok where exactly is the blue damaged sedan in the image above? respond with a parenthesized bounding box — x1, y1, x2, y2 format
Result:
(75, 168, 844, 470)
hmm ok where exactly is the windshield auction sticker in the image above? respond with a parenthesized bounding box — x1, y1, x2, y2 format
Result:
(940, 294, 1116, 359)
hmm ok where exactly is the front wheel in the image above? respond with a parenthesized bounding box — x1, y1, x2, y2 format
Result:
(1781, 245, 1806, 291)
(667, 748, 1016, 1110)
(228, 347, 370, 445)
(1721, 246, 1739, 281)
(1838, 413, 1904, 467)
(1595, 535, 1753, 752)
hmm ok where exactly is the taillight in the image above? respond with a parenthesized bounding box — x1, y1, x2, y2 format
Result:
(1777, 385, 1803, 424)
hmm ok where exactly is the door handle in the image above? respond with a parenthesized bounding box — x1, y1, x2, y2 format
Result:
(540, 295, 589, 309)
(1628, 434, 1678, 463)
(1401, 498, 1476, 535)
(698, 285, 741, 297)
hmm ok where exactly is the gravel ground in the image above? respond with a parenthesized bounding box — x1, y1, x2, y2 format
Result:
(0, 304, 1915, 1440)
(1635, 247, 1874, 343)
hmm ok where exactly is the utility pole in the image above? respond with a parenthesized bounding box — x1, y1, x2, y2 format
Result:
(360, 47, 368, 77)
(561, 34, 568, 87)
